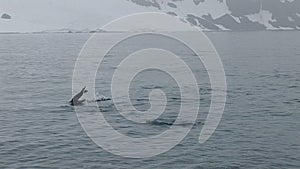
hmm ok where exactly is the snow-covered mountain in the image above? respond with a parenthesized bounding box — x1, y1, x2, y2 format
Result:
(128, 0, 300, 31)
(1, 0, 299, 33)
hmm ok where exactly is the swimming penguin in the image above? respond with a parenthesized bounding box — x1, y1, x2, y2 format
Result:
(70, 86, 88, 106)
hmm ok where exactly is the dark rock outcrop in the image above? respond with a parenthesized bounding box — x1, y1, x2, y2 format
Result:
(193, 0, 205, 6)
(167, 2, 177, 8)
(1, 13, 11, 19)
(187, 14, 221, 31)
(129, 0, 161, 9)
(166, 12, 177, 16)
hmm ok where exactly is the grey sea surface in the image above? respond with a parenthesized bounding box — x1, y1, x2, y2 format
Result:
(0, 31, 299, 168)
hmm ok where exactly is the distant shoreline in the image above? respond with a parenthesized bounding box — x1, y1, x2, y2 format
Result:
(1, 29, 300, 35)
(0, 31, 124, 35)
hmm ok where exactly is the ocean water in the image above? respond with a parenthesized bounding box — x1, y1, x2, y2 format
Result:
(0, 31, 299, 168)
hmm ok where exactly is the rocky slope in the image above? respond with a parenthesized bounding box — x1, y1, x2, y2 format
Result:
(128, 0, 300, 31)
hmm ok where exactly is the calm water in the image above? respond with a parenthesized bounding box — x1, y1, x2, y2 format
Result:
(0, 31, 299, 168)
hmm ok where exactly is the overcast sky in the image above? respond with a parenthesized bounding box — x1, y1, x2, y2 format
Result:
(0, 0, 157, 32)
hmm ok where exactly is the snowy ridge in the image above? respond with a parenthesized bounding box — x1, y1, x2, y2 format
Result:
(128, 0, 300, 31)
(1, 0, 299, 32)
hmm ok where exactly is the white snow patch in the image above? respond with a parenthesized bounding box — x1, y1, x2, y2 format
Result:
(278, 26, 294, 30)
(280, 0, 294, 2)
(247, 10, 276, 30)
(215, 24, 230, 31)
(288, 16, 294, 22)
(231, 15, 241, 24)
